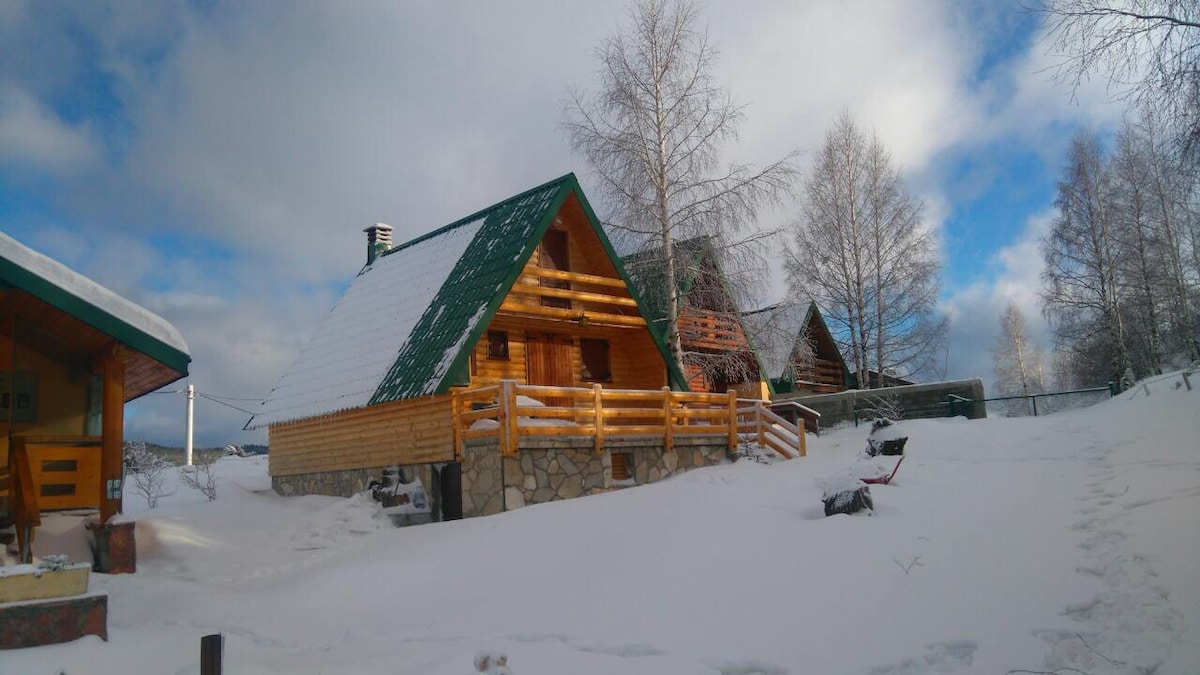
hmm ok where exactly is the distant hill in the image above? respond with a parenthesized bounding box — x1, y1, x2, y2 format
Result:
(127, 441, 267, 466)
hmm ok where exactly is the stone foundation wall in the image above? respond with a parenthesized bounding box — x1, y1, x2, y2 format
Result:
(272, 464, 435, 502)
(461, 440, 504, 518)
(461, 435, 730, 515)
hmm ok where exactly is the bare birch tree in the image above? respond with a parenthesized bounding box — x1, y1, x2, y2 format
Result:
(993, 301, 1045, 398)
(564, 0, 795, 375)
(1042, 131, 1134, 388)
(1042, 0, 1200, 152)
(786, 111, 945, 388)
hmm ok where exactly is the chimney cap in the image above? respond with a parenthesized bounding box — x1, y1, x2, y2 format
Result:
(364, 222, 394, 233)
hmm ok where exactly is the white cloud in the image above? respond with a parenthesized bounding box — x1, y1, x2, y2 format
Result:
(0, 81, 101, 173)
(0, 1, 1139, 443)
(942, 210, 1055, 389)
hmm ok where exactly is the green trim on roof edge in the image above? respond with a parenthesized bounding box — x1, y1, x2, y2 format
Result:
(0, 257, 191, 374)
(435, 174, 689, 393)
(433, 180, 574, 393)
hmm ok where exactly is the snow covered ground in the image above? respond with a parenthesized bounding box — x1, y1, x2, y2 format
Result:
(10, 373, 1199, 674)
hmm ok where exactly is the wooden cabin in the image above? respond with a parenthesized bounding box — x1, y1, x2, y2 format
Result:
(1, 232, 190, 563)
(0, 232, 189, 647)
(742, 301, 851, 396)
(249, 175, 803, 518)
(623, 237, 771, 400)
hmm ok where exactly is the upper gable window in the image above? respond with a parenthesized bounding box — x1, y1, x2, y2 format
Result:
(487, 331, 509, 360)
(580, 338, 611, 382)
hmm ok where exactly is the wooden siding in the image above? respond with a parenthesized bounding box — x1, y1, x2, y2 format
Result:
(268, 395, 455, 477)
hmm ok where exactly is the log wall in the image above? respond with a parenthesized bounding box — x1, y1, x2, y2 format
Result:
(268, 395, 455, 477)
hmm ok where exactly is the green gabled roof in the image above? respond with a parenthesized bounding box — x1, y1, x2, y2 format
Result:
(251, 172, 689, 429)
(372, 172, 688, 401)
(370, 176, 571, 402)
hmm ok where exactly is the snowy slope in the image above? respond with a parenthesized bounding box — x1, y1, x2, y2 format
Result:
(11, 372, 1199, 675)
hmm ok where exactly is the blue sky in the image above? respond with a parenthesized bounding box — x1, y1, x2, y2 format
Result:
(0, 0, 1128, 446)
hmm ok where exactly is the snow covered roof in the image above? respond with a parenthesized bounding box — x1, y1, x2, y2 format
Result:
(250, 173, 625, 429)
(741, 301, 825, 381)
(0, 231, 191, 374)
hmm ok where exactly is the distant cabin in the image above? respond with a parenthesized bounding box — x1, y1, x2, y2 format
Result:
(623, 237, 771, 400)
(249, 174, 800, 519)
(742, 301, 851, 395)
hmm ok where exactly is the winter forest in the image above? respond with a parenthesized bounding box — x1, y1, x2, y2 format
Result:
(571, 0, 1200, 399)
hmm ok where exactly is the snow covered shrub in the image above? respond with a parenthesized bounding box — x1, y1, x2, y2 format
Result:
(124, 441, 174, 508)
(860, 394, 904, 422)
(181, 455, 218, 501)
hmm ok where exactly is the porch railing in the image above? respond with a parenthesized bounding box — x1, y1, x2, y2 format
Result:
(452, 381, 805, 460)
(737, 402, 807, 459)
(10, 435, 102, 563)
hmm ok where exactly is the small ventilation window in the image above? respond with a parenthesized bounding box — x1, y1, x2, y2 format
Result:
(611, 451, 634, 483)
(487, 331, 509, 360)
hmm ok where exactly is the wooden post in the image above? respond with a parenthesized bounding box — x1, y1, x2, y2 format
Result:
(755, 403, 765, 449)
(797, 416, 807, 457)
(662, 387, 673, 453)
(593, 383, 604, 454)
(450, 389, 462, 461)
(502, 380, 518, 457)
(727, 391, 738, 450)
(100, 348, 124, 523)
(201, 633, 223, 675)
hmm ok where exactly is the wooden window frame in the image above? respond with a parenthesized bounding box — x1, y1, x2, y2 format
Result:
(487, 330, 510, 360)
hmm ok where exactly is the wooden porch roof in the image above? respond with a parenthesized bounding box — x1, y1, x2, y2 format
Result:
(0, 233, 190, 398)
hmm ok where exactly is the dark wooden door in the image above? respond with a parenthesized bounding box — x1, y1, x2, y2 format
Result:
(525, 333, 574, 406)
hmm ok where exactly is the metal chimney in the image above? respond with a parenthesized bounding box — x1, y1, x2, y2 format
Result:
(363, 223, 393, 265)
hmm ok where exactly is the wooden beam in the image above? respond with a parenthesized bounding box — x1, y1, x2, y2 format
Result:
(100, 349, 124, 523)
(593, 384, 604, 454)
(531, 267, 628, 289)
(509, 283, 639, 307)
(727, 390, 738, 450)
(663, 387, 675, 453)
(498, 301, 646, 327)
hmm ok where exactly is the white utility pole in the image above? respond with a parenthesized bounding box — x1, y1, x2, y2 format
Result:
(185, 384, 195, 466)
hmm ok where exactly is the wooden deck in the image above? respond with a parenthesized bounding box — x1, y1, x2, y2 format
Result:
(452, 381, 805, 459)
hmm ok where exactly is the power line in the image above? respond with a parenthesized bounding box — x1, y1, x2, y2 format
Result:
(195, 389, 256, 415)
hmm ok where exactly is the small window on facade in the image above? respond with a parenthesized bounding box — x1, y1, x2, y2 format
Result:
(611, 451, 634, 482)
(487, 330, 509, 360)
(580, 338, 611, 381)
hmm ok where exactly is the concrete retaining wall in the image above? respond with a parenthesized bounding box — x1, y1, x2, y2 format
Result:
(775, 378, 986, 428)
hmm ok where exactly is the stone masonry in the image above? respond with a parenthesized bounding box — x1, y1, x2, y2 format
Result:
(273, 463, 435, 502)
(460, 435, 730, 517)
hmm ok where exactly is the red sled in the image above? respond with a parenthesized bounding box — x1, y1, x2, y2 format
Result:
(862, 455, 905, 485)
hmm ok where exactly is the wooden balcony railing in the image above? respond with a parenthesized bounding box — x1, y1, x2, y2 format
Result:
(452, 381, 805, 460)
(678, 309, 747, 352)
(498, 268, 645, 328)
